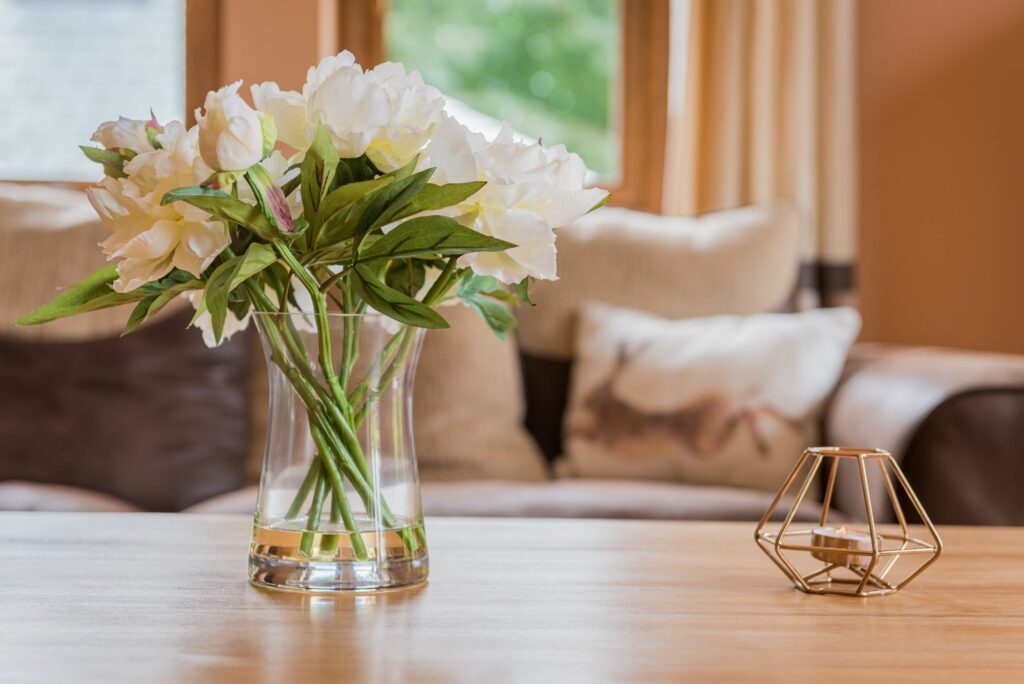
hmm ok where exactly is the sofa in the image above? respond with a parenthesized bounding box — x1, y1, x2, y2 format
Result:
(2, 184, 1023, 524)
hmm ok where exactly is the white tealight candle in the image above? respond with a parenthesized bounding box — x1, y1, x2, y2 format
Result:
(810, 526, 876, 569)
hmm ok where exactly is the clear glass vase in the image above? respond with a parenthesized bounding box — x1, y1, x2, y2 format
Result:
(248, 311, 427, 592)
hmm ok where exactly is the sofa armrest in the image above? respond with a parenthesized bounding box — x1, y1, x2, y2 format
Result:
(825, 344, 1024, 524)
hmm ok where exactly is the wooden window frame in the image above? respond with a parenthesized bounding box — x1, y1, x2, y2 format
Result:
(339, 0, 669, 214)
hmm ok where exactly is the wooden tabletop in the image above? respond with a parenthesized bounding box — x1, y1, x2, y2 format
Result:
(1, 513, 1022, 683)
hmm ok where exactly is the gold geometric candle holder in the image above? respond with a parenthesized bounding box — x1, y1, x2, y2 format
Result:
(754, 446, 942, 597)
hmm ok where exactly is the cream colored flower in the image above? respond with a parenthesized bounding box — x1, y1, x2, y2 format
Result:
(91, 116, 153, 155)
(87, 178, 230, 292)
(250, 51, 443, 169)
(86, 121, 229, 292)
(196, 81, 266, 171)
(365, 62, 444, 171)
(123, 121, 210, 198)
(421, 116, 607, 284)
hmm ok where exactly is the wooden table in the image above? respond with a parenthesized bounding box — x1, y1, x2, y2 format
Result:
(1, 514, 1022, 683)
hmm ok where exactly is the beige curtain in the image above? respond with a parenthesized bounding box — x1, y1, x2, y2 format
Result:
(663, 0, 856, 308)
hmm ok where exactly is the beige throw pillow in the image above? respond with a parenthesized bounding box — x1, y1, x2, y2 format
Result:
(414, 304, 548, 482)
(516, 203, 801, 360)
(562, 304, 861, 491)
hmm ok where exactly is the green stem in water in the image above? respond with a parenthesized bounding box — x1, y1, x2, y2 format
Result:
(310, 427, 369, 560)
(285, 461, 319, 520)
(299, 465, 327, 559)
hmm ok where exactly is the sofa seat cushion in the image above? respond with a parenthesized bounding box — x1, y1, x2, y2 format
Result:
(0, 481, 141, 512)
(419, 480, 827, 521)
(185, 481, 826, 522)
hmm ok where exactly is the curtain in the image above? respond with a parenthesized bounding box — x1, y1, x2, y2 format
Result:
(662, 0, 856, 309)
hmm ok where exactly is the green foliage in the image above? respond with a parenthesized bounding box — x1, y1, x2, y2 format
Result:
(301, 124, 340, 235)
(16, 265, 145, 326)
(359, 215, 513, 262)
(123, 277, 203, 335)
(514, 277, 534, 306)
(387, 181, 486, 223)
(350, 265, 449, 329)
(200, 243, 279, 341)
(457, 272, 517, 338)
(79, 145, 129, 179)
(387, 0, 617, 177)
(384, 259, 428, 297)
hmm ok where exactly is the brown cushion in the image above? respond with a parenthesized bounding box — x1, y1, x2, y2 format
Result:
(900, 388, 1024, 526)
(0, 311, 253, 511)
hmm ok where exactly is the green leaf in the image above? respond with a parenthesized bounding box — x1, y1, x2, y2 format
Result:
(358, 215, 515, 262)
(367, 167, 435, 232)
(384, 259, 426, 297)
(201, 243, 278, 341)
(350, 264, 449, 329)
(387, 181, 486, 223)
(161, 186, 276, 240)
(348, 168, 435, 256)
(122, 279, 203, 335)
(457, 272, 504, 298)
(79, 145, 128, 179)
(300, 123, 339, 233)
(320, 175, 395, 227)
(124, 296, 157, 335)
(16, 265, 145, 326)
(335, 156, 379, 185)
(515, 277, 534, 306)
(460, 292, 517, 340)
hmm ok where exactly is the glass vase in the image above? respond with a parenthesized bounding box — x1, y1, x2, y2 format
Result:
(248, 311, 428, 592)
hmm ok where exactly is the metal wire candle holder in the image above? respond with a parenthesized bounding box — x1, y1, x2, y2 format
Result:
(754, 446, 942, 597)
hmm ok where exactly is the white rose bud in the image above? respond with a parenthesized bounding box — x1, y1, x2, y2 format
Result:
(196, 81, 265, 171)
(91, 116, 153, 155)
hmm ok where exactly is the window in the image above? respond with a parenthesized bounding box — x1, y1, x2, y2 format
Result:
(343, 0, 669, 211)
(386, 0, 621, 184)
(0, 0, 186, 181)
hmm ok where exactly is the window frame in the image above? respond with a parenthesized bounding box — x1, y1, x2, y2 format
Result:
(340, 0, 669, 213)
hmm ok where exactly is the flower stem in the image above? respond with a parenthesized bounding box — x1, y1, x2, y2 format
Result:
(299, 464, 327, 559)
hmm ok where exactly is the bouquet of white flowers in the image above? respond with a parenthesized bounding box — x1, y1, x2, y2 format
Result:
(19, 51, 606, 591)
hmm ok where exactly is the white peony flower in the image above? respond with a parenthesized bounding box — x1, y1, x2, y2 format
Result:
(196, 81, 266, 171)
(251, 81, 307, 150)
(185, 290, 251, 348)
(250, 51, 444, 170)
(88, 178, 230, 292)
(365, 62, 445, 171)
(123, 121, 210, 198)
(91, 116, 153, 155)
(421, 116, 608, 284)
(86, 121, 229, 292)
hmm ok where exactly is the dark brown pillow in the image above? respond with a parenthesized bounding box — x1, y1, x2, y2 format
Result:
(0, 310, 252, 511)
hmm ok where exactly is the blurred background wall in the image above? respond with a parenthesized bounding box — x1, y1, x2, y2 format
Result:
(162, 0, 1024, 356)
(857, 0, 1024, 355)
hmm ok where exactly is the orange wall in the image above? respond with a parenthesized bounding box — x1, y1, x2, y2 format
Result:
(857, 0, 1024, 354)
(219, 0, 337, 92)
